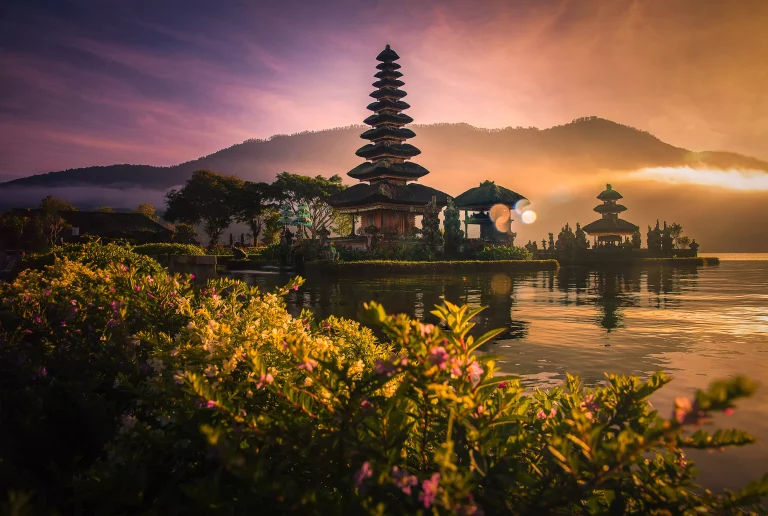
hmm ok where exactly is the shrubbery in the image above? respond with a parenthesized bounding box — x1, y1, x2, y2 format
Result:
(1, 244, 766, 514)
(133, 242, 207, 256)
(474, 245, 531, 261)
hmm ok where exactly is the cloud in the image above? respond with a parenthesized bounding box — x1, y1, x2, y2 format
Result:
(628, 167, 768, 192)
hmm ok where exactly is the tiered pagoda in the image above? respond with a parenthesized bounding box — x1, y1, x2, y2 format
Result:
(582, 184, 639, 246)
(326, 45, 448, 236)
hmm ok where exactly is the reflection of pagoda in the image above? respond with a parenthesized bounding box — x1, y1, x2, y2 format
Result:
(327, 45, 449, 235)
(582, 184, 639, 247)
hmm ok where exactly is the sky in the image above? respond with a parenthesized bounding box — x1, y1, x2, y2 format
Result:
(1, 0, 767, 180)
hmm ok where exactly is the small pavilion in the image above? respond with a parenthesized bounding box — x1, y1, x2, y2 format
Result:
(582, 184, 639, 247)
(453, 181, 526, 243)
(326, 45, 448, 236)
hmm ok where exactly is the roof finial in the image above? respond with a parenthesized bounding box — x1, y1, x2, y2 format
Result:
(606, 183, 612, 189)
(385, 44, 390, 50)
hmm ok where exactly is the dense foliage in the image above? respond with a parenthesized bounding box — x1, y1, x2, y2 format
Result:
(0, 243, 765, 514)
(443, 198, 464, 255)
(474, 245, 531, 261)
(133, 243, 207, 256)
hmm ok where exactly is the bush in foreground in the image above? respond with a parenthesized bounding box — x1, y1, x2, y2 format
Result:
(0, 244, 766, 514)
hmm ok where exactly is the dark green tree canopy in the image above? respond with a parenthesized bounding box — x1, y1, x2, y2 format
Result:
(272, 172, 345, 238)
(165, 169, 243, 246)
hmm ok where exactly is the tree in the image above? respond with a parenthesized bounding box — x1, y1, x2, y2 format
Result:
(443, 198, 463, 254)
(631, 229, 641, 249)
(39, 195, 76, 245)
(575, 222, 590, 250)
(173, 224, 198, 243)
(232, 181, 276, 244)
(261, 209, 281, 245)
(133, 203, 159, 222)
(421, 196, 443, 252)
(271, 172, 345, 238)
(95, 207, 115, 213)
(668, 222, 689, 249)
(329, 211, 353, 237)
(165, 169, 243, 247)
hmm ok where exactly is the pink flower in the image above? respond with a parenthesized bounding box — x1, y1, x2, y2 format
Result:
(429, 347, 449, 370)
(476, 405, 484, 415)
(354, 461, 373, 489)
(419, 322, 435, 337)
(190, 274, 195, 279)
(322, 322, 330, 329)
(360, 399, 372, 410)
(467, 360, 484, 387)
(134, 285, 141, 291)
(580, 394, 599, 420)
(44, 290, 51, 296)
(392, 466, 418, 495)
(293, 284, 299, 291)
(256, 373, 274, 389)
(298, 359, 318, 373)
(498, 382, 507, 390)
(724, 408, 735, 416)
(70, 299, 77, 305)
(374, 359, 397, 377)
(205, 400, 217, 409)
(450, 358, 463, 377)
(37, 366, 47, 378)
(536, 409, 547, 419)
(419, 472, 441, 508)
(33, 316, 41, 324)
(673, 397, 706, 425)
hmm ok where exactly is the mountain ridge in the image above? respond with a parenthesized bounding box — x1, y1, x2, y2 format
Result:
(2, 117, 767, 191)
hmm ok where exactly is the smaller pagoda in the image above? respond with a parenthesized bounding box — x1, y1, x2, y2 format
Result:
(582, 184, 639, 247)
(454, 181, 526, 242)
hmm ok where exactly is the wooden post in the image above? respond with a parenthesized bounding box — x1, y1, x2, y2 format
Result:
(463, 210, 468, 238)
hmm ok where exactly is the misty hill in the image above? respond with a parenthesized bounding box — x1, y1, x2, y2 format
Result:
(3, 117, 767, 190)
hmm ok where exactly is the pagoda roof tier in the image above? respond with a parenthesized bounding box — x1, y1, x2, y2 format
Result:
(374, 70, 403, 79)
(376, 62, 401, 71)
(593, 203, 627, 214)
(356, 143, 421, 159)
(454, 180, 527, 210)
(372, 78, 405, 88)
(370, 88, 408, 100)
(347, 161, 430, 180)
(360, 126, 416, 141)
(376, 45, 400, 62)
(367, 99, 410, 112)
(597, 184, 623, 201)
(582, 218, 639, 236)
(327, 181, 449, 209)
(364, 112, 414, 126)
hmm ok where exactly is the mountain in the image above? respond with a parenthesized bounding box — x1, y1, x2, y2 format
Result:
(3, 117, 766, 190)
(1, 117, 767, 251)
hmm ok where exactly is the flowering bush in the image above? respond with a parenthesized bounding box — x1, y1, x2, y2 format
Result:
(1, 244, 766, 514)
(133, 242, 207, 256)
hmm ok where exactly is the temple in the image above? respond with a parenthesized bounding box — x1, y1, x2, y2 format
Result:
(326, 45, 448, 236)
(582, 184, 639, 246)
(453, 181, 526, 243)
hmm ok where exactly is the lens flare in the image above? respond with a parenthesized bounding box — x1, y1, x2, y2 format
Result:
(521, 210, 537, 224)
(495, 217, 510, 233)
(514, 199, 530, 215)
(489, 204, 510, 223)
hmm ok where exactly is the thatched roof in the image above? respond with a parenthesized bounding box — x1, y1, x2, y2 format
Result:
(597, 184, 623, 201)
(360, 127, 416, 141)
(363, 112, 413, 126)
(582, 217, 638, 235)
(347, 161, 430, 180)
(376, 62, 401, 71)
(374, 70, 403, 79)
(355, 143, 421, 159)
(372, 78, 404, 89)
(366, 99, 410, 112)
(593, 203, 627, 214)
(453, 180, 526, 210)
(370, 88, 407, 100)
(9, 209, 173, 238)
(376, 45, 400, 62)
(327, 182, 449, 208)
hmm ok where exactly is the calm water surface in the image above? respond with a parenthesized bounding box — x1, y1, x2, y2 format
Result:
(232, 257, 768, 491)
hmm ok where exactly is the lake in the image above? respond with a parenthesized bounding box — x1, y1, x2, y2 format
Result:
(229, 255, 768, 491)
